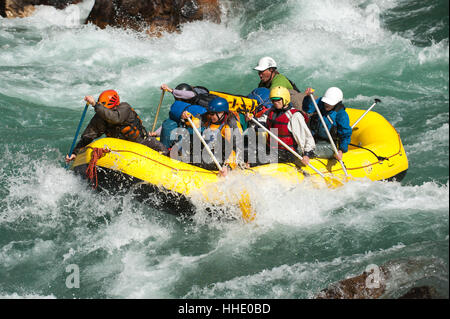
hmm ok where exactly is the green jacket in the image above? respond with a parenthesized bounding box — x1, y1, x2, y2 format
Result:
(258, 72, 298, 91)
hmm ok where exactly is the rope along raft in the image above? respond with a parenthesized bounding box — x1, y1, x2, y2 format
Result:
(86, 148, 111, 189)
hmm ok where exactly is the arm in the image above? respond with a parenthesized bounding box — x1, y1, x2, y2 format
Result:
(336, 110, 352, 153)
(302, 88, 320, 114)
(288, 112, 316, 156)
(72, 115, 106, 155)
(93, 102, 132, 125)
(161, 83, 196, 100)
(173, 89, 196, 100)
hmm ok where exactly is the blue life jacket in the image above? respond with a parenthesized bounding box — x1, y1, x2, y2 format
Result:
(247, 87, 273, 118)
(247, 87, 273, 109)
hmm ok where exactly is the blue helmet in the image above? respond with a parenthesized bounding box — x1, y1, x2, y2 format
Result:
(208, 97, 229, 113)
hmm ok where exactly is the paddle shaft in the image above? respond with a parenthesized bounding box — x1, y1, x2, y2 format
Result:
(187, 117, 223, 171)
(351, 99, 381, 129)
(309, 94, 349, 177)
(187, 118, 254, 221)
(65, 103, 89, 168)
(250, 118, 326, 179)
(152, 90, 165, 132)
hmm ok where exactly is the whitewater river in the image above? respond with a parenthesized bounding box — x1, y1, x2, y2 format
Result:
(0, 0, 448, 299)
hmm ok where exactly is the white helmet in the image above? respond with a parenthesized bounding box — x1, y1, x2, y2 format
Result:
(321, 87, 343, 106)
(254, 56, 277, 71)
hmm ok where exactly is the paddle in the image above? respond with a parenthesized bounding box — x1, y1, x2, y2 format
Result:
(187, 116, 222, 170)
(351, 98, 382, 129)
(152, 90, 165, 132)
(187, 116, 255, 222)
(65, 103, 89, 169)
(250, 117, 335, 182)
(309, 94, 349, 178)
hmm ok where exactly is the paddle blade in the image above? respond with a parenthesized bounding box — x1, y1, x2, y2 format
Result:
(324, 172, 351, 188)
(239, 190, 255, 222)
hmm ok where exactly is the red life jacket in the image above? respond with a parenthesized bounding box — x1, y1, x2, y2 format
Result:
(266, 107, 309, 150)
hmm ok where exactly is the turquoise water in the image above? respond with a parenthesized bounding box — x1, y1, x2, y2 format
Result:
(0, 0, 448, 299)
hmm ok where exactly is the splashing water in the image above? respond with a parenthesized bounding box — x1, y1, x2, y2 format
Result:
(0, 0, 448, 299)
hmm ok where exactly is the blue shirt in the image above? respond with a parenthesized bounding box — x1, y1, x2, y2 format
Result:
(303, 97, 352, 153)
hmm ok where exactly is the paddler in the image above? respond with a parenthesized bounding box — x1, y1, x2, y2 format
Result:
(248, 86, 315, 167)
(302, 87, 352, 161)
(65, 90, 168, 164)
(253, 56, 306, 110)
(199, 97, 245, 177)
(158, 83, 209, 149)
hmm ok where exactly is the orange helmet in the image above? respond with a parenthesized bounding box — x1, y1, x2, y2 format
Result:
(98, 90, 120, 108)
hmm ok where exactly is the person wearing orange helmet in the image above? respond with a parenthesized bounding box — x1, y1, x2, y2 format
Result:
(65, 90, 168, 163)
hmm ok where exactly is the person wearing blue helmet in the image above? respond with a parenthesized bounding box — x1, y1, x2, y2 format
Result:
(199, 97, 245, 176)
(158, 83, 209, 149)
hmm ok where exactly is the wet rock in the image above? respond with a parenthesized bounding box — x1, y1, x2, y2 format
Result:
(398, 286, 438, 299)
(315, 258, 447, 299)
(1, 0, 221, 37)
(316, 266, 390, 299)
(0, 0, 81, 18)
(86, 0, 221, 36)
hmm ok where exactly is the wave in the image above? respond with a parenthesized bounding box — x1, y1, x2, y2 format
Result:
(0, 0, 447, 111)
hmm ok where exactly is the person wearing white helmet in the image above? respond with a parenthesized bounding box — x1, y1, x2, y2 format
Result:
(253, 56, 306, 110)
(254, 57, 300, 91)
(302, 87, 352, 161)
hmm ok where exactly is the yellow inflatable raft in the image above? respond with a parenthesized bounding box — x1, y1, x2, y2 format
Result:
(71, 105, 408, 216)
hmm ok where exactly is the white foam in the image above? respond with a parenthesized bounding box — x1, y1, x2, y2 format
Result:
(107, 250, 204, 298)
(0, 0, 447, 111)
(0, 292, 56, 299)
(0, 239, 56, 269)
(24, 0, 94, 28)
(407, 122, 449, 154)
(418, 39, 450, 65)
(190, 174, 449, 236)
(184, 241, 411, 298)
(0, 158, 86, 224)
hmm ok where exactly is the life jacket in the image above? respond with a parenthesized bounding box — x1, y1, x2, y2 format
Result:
(266, 107, 309, 150)
(203, 112, 241, 147)
(247, 88, 273, 118)
(203, 119, 227, 150)
(308, 103, 345, 144)
(117, 107, 148, 141)
(255, 105, 272, 118)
